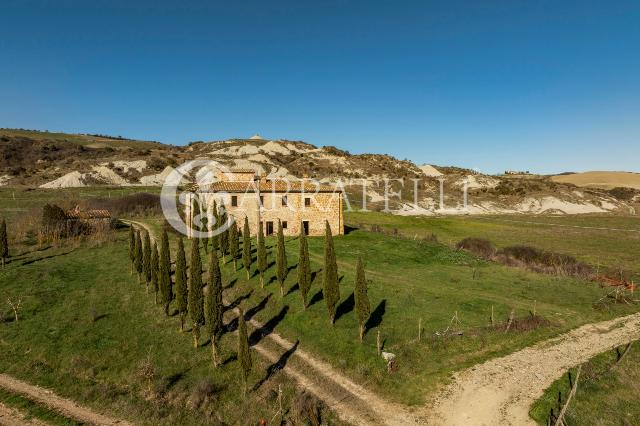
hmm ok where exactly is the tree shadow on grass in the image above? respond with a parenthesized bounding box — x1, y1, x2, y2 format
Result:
(364, 299, 387, 336)
(311, 269, 321, 284)
(164, 371, 188, 390)
(222, 354, 237, 366)
(224, 317, 238, 335)
(252, 340, 299, 391)
(249, 305, 289, 346)
(20, 250, 75, 266)
(285, 283, 299, 297)
(223, 278, 237, 290)
(334, 292, 355, 323)
(224, 290, 253, 313)
(91, 313, 108, 322)
(245, 293, 272, 322)
(344, 224, 358, 235)
(308, 289, 324, 307)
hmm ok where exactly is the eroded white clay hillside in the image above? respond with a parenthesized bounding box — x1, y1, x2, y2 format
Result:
(1, 129, 637, 215)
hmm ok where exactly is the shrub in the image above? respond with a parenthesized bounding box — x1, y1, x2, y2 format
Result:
(608, 186, 637, 201)
(189, 379, 221, 411)
(495, 245, 593, 278)
(291, 390, 322, 426)
(456, 237, 496, 259)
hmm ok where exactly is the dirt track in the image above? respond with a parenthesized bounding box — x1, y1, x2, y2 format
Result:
(2, 220, 637, 425)
(0, 374, 132, 425)
(127, 220, 419, 426)
(0, 401, 47, 426)
(428, 312, 640, 425)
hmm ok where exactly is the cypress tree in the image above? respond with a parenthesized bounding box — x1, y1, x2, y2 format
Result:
(205, 248, 224, 366)
(201, 216, 208, 254)
(175, 237, 188, 331)
(323, 221, 340, 324)
(134, 230, 143, 283)
(229, 221, 239, 271)
(219, 207, 229, 263)
(188, 238, 204, 348)
(128, 225, 135, 274)
(151, 242, 159, 303)
(242, 217, 252, 280)
(276, 219, 287, 297)
(297, 222, 312, 308)
(257, 221, 267, 288)
(210, 201, 219, 253)
(354, 257, 371, 342)
(0, 219, 8, 268)
(159, 229, 173, 316)
(237, 308, 252, 396)
(143, 231, 151, 291)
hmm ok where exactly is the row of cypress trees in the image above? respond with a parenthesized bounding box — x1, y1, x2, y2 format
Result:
(127, 214, 372, 387)
(236, 216, 371, 340)
(128, 223, 254, 391)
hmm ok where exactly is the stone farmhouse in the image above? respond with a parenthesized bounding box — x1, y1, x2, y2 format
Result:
(192, 169, 344, 237)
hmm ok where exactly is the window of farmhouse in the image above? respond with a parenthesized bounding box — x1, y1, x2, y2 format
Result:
(231, 196, 238, 207)
(282, 221, 288, 229)
(304, 197, 311, 207)
(282, 195, 288, 206)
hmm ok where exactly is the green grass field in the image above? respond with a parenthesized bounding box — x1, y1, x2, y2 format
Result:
(1, 189, 638, 424)
(0, 233, 329, 425)
(529, 340, 640, 425)
(0, 187, 160, 222)
(346, 211, 640, 278)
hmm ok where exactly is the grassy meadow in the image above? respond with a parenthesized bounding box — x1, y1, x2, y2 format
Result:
(1, 189, 639, 424)
(0, 231, 329, 425)
(346, 211, 640, 278)
(529, 340, 640, 425)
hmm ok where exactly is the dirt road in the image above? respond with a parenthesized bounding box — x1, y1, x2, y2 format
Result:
(428, 312, 640, 425)
(0, 402, 47, 426)
(0, 374, 132, 426)
(127, 220, 419, 426)
(129, 220, 640, 426)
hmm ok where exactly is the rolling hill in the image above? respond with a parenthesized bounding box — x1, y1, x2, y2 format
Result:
(1, 128, 637, 215)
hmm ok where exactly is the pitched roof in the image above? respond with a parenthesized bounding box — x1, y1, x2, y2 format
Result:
(66, 208, 111, 219)
(200, 179, 342, 193)
(225, 169, 256, 174)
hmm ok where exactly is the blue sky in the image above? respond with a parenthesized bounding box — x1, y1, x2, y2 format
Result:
(1, 0, 639, 174)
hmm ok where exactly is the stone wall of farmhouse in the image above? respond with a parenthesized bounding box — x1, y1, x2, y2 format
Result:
(200, 191, 343, 237)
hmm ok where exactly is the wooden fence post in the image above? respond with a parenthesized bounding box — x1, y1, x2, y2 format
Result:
(554, 365, 582, 426)
(505, 309, 515, 333)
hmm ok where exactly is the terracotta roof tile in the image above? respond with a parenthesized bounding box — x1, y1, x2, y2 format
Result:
(66, 209, 111, 219)
(200, 180, 341, 193)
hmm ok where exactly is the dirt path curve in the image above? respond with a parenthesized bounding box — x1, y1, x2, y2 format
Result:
(0, 401, 47, 426)
(428, 311, 640, 426)
(126, 220, 419, 426)
(0, 374, 132, 426)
